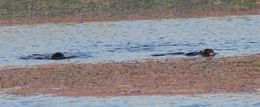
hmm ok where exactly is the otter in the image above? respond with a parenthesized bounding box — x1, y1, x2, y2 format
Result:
(19, 52, 80, 60)
(49, 52, 65, 60)
(184, 49, 215, 57)
(201, 49, 215, 57)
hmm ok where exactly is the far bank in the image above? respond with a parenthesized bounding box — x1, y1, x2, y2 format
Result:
(0, 0, 259, 25)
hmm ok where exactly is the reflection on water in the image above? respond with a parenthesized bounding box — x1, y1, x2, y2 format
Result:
(0, 93, 259, 107)
(0, 15, 260, 67)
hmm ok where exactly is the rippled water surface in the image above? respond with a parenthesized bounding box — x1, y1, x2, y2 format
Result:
(0, 93, 259, 107)
(0, 15, 260, 66)
(0, 16, 260, 106)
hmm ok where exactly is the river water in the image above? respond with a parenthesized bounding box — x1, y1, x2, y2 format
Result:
(0, 15, 260, 106)
(0, 15, 260, 67)
(0, 93, 259, 107)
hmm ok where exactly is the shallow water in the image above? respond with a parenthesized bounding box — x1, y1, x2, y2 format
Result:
(0, 15, 260, 67)
(0, 93, 259, 107)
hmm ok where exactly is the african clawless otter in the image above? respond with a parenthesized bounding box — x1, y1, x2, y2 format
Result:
(201, 49, 215, 57)
(49, 52, 65, 60)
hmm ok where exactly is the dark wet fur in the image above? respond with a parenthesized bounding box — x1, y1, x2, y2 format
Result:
(201, 49, 215, 57)
(49, 52, 65, 60)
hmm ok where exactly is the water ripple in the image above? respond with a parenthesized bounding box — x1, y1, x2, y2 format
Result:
(0, 15, 260, 66)
(0, 93, 259, 107)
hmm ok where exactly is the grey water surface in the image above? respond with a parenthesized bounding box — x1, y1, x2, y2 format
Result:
(0, 15, 260, 106)
(0, 93, 259, 107)
(0, 15, 260, 67)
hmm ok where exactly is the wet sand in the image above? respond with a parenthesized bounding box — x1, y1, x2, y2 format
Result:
(0, 9, 259, 26)
(0, 54, 259, 96)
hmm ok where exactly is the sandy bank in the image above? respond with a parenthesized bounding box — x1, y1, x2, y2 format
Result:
(0, 54, 259, 96)
(0, 9, 259, 26)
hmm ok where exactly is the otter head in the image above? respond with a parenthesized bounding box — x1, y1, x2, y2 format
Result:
(49, 52, 65, 60)
(201, 49, 215, 57)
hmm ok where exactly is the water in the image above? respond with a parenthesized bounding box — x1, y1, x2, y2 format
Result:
(0, 15, 260, 106)
(0, 93, 259, 107)
(0, 15, 260, 67)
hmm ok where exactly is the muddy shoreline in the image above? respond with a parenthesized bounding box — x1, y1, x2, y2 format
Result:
(0, 54, 259, 96)
(0, 9, 259, 26)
